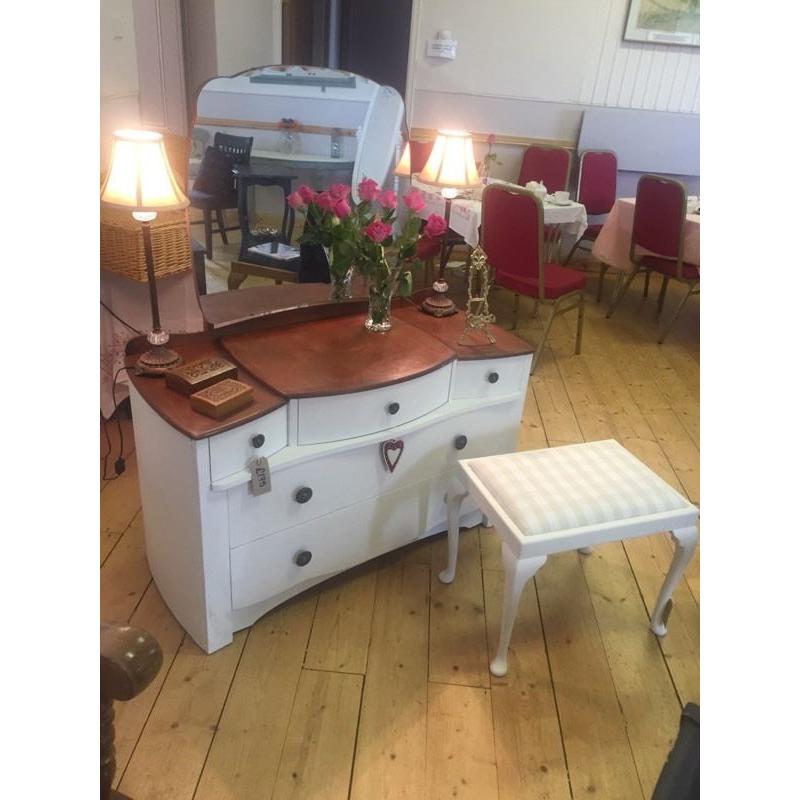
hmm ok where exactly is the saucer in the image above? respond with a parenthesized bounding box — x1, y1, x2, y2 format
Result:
(546, 195, 572, 206)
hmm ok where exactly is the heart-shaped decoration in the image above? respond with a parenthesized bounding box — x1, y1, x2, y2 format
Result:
(381, 439, 404, 473)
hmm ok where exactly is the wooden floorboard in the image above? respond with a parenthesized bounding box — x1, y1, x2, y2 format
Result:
(101, 264, 699, 799)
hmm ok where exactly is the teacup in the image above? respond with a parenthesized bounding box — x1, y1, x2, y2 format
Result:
(554, 190, 570, 204)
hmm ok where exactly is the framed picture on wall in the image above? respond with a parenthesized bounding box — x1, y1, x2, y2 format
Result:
(623, 0, 700, 47)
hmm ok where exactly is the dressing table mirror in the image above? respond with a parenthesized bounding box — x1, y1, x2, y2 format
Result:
(189, 64, 405, 323)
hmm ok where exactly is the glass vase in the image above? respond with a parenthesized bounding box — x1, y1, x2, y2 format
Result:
(365, 283, 394, 332)
(329, 265, 355, 301)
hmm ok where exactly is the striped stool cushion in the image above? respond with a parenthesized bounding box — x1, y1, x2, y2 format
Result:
(469, 440, 689, 537)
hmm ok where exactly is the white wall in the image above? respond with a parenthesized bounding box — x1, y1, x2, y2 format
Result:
(214, 0, 282, 76)
(101, 0, 141, 169)
(407, 0, 699, 139)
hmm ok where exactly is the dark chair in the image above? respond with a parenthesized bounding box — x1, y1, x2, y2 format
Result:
(189, 132, 253, 260)
(482, 183, 586, 374)
(517, 144, 572, 192)
(605, 174, 699, 343)
(563, 150, 618, 300)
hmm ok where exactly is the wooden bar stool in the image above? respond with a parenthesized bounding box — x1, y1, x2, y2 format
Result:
(438, 440, 698, 677)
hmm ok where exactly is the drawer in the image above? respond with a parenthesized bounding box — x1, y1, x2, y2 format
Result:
(451, 355, 530, 401)
(230, 479, 431, 609)
(209, 406, 288, 481)
(227, 398, 522, 548)
(297, 364, 452, 445)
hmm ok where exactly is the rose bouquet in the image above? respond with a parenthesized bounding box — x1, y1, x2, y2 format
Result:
(288, 178, 447, 331)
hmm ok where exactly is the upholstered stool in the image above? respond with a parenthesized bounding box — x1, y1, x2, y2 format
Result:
(438, 440, 699, 677)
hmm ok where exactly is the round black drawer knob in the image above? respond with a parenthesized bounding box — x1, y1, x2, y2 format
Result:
(454, 435, 468, 450)
(251, 433, 266, 448)
(487, 371, 500, 384)
(387, 401, 400, 415)
(294, 550, 312, 567)
(295, 486, 313, 504)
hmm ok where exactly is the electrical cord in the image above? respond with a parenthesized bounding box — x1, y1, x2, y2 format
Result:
(101, 300, 143, 335)
(101, 365, 135, 481)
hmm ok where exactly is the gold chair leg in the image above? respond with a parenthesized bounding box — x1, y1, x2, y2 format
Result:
(512, 293, 520, 330)
(530, 306, 557, 375)
(606, 269, 638, 319)
(656, 275, 670, 317)
(658, 284, 696, 344)
(575, 293, 585, 355)
(643, 270, 651, 298)
(596, 263, 608, 303)
(531, 299, 539, 320)
(563, 236, 583, 266)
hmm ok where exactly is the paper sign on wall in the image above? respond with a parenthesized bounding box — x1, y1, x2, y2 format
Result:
(427, 31, 457, 60)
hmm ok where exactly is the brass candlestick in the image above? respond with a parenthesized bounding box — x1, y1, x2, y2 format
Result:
(421, 196, 458, 317)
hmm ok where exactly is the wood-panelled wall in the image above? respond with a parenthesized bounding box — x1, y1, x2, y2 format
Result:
(577, 0, 699, 114)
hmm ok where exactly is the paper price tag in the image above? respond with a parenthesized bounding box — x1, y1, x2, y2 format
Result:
(250, 456, 271, 495)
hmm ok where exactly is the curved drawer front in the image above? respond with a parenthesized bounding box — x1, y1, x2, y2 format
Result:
(209, 406, 288, 481)
(296, 364, 452, 445)
(230, 479, 430, 610)
(452, 355, 530, 401)
(228, 398, 522, 548)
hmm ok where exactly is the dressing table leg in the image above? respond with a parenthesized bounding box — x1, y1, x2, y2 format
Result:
(439, 480, 468, 584)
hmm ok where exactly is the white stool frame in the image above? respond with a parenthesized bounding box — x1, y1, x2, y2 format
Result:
(439, 462, 698, 677)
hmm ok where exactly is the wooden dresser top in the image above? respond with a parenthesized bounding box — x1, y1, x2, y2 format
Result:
(221, 312, 455, 398)
(127, 339, 286, 440)
(128, 292, 533, 438)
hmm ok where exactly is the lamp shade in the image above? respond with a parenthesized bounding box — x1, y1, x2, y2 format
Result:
(393, 142, 412, 177)
(418, 130, 481, 191)
(100, 129, 188, 213)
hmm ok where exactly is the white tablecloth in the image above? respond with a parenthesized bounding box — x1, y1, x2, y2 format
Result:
(411, 178, 588, 249)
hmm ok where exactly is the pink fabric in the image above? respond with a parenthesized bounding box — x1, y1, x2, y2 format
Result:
(100, 269, 204, 418)
(591, 198, 700, 274)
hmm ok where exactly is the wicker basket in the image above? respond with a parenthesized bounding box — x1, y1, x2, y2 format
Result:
(100, 207, 193, 282)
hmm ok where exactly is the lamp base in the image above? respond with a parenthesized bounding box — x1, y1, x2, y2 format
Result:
(136, 346, 183, 376)
(421, 279, 458, 317)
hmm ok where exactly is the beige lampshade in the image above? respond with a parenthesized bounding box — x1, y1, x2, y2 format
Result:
(100, 129, 188, 213)
(418, 130, 481, 191)
(393, 142, 412, 177)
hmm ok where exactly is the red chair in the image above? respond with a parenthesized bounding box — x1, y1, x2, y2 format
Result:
(518, 145, 571, 192)
(482, 183, 586, 373)
(605, 174, 699, 343)
(563, 150, 617, 300)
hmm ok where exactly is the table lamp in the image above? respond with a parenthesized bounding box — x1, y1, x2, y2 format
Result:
(100, 129, 189, 375)
(417, 130, 481, 316)
(394, 141, 412, 177)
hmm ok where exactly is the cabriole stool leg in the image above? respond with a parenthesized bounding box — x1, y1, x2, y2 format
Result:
(490, 544, 547, 677)
(438, 480, 468, 584)
(650, 525, 699, 636)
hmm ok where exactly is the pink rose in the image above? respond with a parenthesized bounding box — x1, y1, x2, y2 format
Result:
(378, 190, 397, 210)
(364, 219, 393, 243)
(333, 197, 351, 218)
(358, 177, 381, 202)
(403, 189, 425, 213)
(297, 185, 316, 204)
(487, 133, 497, 146)
(315, 191, 335, 212)
(287, 191, 305, 209)
(329, 183, 351, 200)
(423, 213, 448, 238)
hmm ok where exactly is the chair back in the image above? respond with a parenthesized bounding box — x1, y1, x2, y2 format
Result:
(518, 145, 571, 192)
(481, 183, 545, 300)
(213, 132, 253, 166)
(577, 150, 617, 215)
(631, 174, 687, 271)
